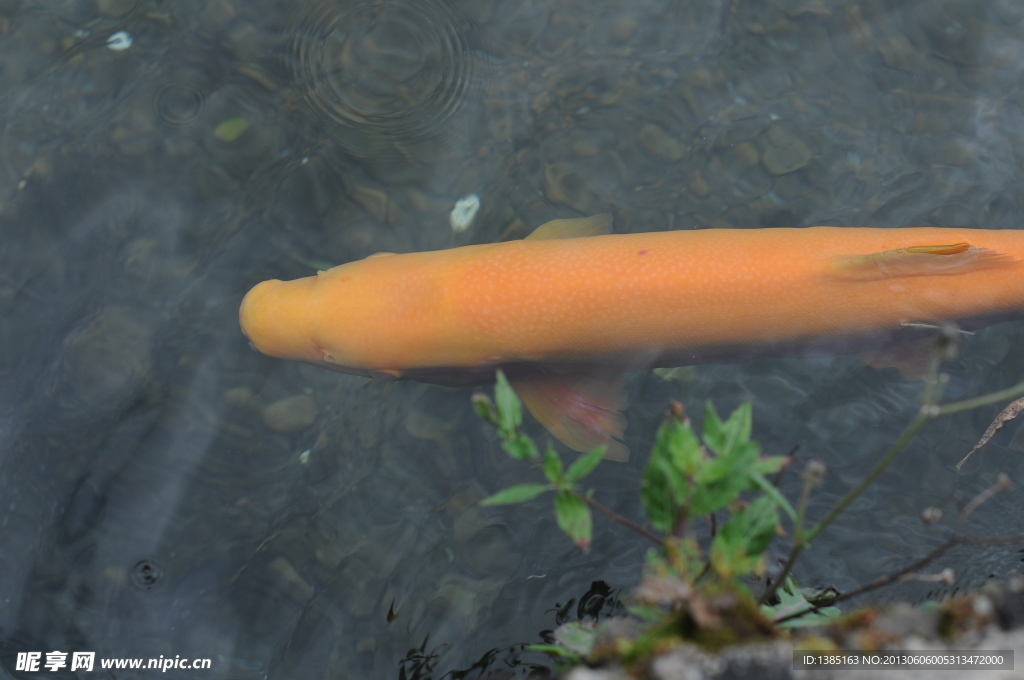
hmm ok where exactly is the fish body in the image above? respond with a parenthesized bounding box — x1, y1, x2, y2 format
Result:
(239, 217, 1024, 460)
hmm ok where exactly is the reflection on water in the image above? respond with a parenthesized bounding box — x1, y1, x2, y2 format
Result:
(1, 0, 1024, 678)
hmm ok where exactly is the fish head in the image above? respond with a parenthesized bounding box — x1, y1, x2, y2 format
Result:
(239, 258, 394, 376)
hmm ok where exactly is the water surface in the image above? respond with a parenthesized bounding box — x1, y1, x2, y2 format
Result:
(2, 0, 1024, 677)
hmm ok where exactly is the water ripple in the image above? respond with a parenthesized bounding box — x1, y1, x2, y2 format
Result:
(152, 81, 206, 128)
(291, 0, 473, 156)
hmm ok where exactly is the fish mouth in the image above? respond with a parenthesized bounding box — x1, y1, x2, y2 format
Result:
(238, 280, 274, 344)
(239, 278, 321, 362)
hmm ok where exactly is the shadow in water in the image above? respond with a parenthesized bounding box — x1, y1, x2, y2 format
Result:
(396, 580, 623, 680)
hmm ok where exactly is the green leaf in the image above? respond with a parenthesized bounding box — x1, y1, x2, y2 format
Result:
(641, 460, 677, 534)
(746, 469, 797, 522)
(710, 496, 778, 577)
(741, 496, 779, 556)
(641, 416, 696, 533)
(762, 575, 842, 628)
(553, 621, 597, 655)
(703, 401, 752, 457)
(626, 603, 665, 623)
(751, 454, 789, 476)
(693, 454, 735, 485)
(662, 414, 704, 476)
(494, 370, 522, 438)
(471, 393, 499, 427)
(543, 444, 564, 483)
(213, 117, 250, 142)
(525, 644, 582, 662)
(689, 459, 757, 517)
(480, 483, 552, 505)
(689, 437, 761, 517)
(773, 605, 843, 628)
(554, 491, 592, 549)
(502, 434, 538, 461)
(702, 401, 726, 454)
(564, 445, 605, 482)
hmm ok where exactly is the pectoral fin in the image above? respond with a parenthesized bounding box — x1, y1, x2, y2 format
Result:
(855, 337, 936, 380)
(826, 243, 1015, 281)
(511, 373, 630, 462)
(526, 214, 613, 240)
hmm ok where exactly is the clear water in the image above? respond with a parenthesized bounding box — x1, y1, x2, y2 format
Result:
(1, 0, 1024, 678)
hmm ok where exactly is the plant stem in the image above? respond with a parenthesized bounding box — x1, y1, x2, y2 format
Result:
(937, 380, 1024, 416)
(575, 491, 662, 545)
(793, 471, 814, 546)
(759, 542, 805, 605)
(762, 357, 947, 606)
(829, 539, 957, 606)
(770, 444, 800, 487)
(919, 353, 942, 408)
(804, 411, 930, 543)
(774, 473, 1021, 622)
(774, 530, 1024, 624)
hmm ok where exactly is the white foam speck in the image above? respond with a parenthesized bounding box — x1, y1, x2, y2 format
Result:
(106, 31, 132, 51)
(450, 194, 481, 232)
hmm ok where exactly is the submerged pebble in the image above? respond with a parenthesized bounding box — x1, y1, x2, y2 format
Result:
(262, 394, 317, 432)
(54, 308, 151, 412)
(638, 123, 686, 162)
(759, 124, 812, 175)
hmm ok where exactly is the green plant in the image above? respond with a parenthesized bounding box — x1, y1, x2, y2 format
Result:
(471, 344, 1024, 668)
(473, 372, 791, 569)
(472, 371, 608, 550)
(472, 371, 823, 650)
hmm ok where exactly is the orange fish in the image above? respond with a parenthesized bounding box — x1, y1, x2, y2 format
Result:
(239, 215, 1024, 461)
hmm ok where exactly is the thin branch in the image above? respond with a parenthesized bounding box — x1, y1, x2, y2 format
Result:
(937, 380, 1024, 416)
(575, 491, 662, 545)
(772, 599, 823, 622)
(770, 444, 800, 487)
(919, 353, 942, 407)
(772, 475, 1022, 623)
(760, 541, 805, 606)
(956, 473, 1013, 533)
(830, 539, 957, 606)
(957, 532, 1024, 546)
(693, 513, 718, 583)
(899, 568, 955, 585)
(672, 503, 689, 538)
(765, 353, 947, 608)
(763, 415, 928, 607)
(805, 411, 931, 543)
(776, 530, 1024, 626)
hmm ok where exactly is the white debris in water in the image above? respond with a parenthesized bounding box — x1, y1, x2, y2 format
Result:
(106, 31, 132, 51)
(449, 193, 480, 232)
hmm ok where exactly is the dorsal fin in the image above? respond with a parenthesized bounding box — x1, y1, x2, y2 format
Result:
(825, 243, 1016, 281)
(525, 214, 613, 240)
